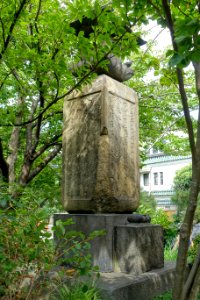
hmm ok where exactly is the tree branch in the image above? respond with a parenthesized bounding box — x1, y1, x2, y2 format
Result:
(183, 244, 200, 299)
(27, 144, 62, 183)
(0, 17, 6, 47)
(32, 133, 62, 161)
(0, 0, 29, 60)
(14, 30, 128, 127)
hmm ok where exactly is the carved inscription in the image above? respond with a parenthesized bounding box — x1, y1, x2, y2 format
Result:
(107, 92, 136, 200)
(63, 94, 101, 203)
(62, 75, 139, 213)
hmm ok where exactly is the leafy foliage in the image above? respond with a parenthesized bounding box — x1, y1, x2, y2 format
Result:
(139, 191, 157, 210)
(172, 164, 200, 222)
(0, 0, 147, 198)
(136, 204, 177, 246)
(50, 282, 102, 300)
(152, 291, 172, 300)
(0, 193, 104, 299)
(172, 164, 192, 216)
(188, 234, 200, 265)
(164, 247, 178, 262)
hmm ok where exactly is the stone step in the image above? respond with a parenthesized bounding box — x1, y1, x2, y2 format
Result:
(97, 262, 175, 300)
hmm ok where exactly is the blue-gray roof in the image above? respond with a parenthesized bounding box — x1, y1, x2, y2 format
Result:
(144, 155, 191, 165)
(152, 190, 174, 196)
(157, 199, 173, 206)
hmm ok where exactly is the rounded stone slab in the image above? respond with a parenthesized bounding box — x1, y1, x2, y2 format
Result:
(62, 75, 139, 213)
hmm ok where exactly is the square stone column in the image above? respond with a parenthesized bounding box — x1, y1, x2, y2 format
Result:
(62, 75, 139, 213)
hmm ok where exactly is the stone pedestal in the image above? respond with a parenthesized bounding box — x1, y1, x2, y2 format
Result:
(62, 75, 139, 213)
(54, 214, 164, 274)
(114, 224, 164, 274)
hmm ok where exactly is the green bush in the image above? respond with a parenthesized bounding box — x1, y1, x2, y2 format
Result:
(136, 204, 177, 246)
(0, 189, 104, 299)
(188, 234, 200, 264)
(0, 199, 54, 298)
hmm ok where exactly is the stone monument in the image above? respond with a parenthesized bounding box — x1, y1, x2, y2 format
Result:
(55, 21, 175, 296)
(56, 73, 166, 274)
(62, 75, 139, 213)
(54, 73, 176, 299)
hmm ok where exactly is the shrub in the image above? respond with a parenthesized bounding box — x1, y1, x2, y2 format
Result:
(136, 205, 178, 246)
(188, 234, 200, 265)
(0, 192, 104, 299)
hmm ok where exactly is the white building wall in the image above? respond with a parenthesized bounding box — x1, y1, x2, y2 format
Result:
(140, 155, 191, 211)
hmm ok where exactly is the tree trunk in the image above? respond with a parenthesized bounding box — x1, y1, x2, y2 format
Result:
(187, 263, 200, 300)
(0, 138, 9, 182)
(160, 1, 200, 299)
(7, 97, 24, 183)
(183, 244, 200, 300)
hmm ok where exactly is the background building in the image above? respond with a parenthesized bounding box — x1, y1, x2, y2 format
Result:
(140, 149, 191, 216)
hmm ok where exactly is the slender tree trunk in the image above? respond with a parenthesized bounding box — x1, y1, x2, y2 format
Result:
(160, 1, 200, 299)
(7, 97, 24, 183)
(187, 263, 200, 300)
(0, 138, 9, 182)
(183, 244, 200, 299)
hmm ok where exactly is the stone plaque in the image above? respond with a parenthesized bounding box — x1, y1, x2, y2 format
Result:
(62, 75, 139, 213)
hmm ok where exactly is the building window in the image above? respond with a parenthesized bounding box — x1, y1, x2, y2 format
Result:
(154, 172, 158, 185)
(160, 172, 163, 185)
(143, 173, 149, 186)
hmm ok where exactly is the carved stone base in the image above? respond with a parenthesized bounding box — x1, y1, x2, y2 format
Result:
(54, 214, 164, 274)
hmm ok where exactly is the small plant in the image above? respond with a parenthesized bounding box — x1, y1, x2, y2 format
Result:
(188, 234, 200, 265)
(136, 204, 178, 246)
(50, 281, 102, 300)
(0, 189, 105, 299)
(152, 291, 172, 300)
(54, 219, 105, 276)
(164, 246, 178, 261)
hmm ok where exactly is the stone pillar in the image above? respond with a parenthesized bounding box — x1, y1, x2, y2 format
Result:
(62, 75, 139, 213)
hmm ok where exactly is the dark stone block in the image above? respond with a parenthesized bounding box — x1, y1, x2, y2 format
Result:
(114, 224, 164, 274)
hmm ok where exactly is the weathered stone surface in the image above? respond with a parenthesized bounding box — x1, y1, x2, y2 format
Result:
(62, 75, 139, 213)
(97, 262, 175, 300)
(54, 213, 132, 272)
(114, 224, 164, 274)
(54, 214, 164, 274)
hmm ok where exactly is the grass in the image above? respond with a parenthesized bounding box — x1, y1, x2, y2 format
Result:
(153, 291, 200, 300)
(153, 291, 172, 300)
(50, 282, 102, 300)
(164, 247, 178, 261)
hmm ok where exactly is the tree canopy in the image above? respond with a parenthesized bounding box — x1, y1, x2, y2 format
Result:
(0, 0, 145, 194)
